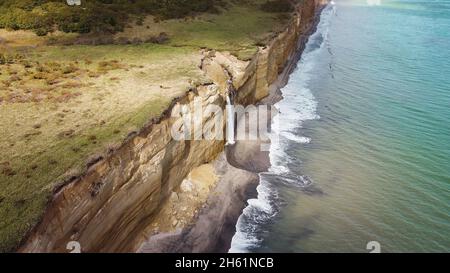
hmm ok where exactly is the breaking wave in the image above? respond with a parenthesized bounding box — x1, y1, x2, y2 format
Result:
(229, 4, 334, 253)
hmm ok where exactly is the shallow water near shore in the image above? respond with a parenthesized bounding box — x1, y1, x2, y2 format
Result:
(230, 0, 450, 253)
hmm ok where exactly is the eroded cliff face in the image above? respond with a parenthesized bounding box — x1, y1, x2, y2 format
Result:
(20, 0, 327, 253)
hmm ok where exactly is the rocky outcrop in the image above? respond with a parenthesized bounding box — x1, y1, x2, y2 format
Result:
(19, 0, 328, 253)
(137, 153, 260, 253)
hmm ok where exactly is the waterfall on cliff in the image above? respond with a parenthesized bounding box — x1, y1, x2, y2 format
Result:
(226, 94, 235, 145)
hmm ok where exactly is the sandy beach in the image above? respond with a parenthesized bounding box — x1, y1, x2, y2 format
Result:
(136, 7, 325, 251)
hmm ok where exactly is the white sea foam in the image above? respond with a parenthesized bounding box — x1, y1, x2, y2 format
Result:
(229, 4, 334, 253)
(282, 132, 311, 144)
(229, 177, 277, 253)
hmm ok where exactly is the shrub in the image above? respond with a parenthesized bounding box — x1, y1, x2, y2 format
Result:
(136, 15, 145, 26)
(146, 32, 169, 44)
(0, 0, 223, 34)
(261, 0, 294, 13)
(34, 27, 49, 36)
(62, 64, 78, 74)
(0, 53, 6, 65)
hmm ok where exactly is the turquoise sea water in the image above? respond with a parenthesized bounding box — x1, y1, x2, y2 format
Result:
(231, 0, 450, 252)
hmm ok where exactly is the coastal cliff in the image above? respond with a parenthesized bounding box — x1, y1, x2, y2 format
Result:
(19, 0, 328, 253)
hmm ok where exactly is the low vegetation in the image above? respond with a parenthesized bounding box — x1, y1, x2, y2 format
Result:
(0, 44, 205, 252)
(0, 0, 222, 36)
(261, 0, 296, 13)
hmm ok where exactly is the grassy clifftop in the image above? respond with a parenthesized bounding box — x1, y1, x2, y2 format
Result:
(0, 0, 297, 252)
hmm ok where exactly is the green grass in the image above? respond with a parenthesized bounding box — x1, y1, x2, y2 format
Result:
(0, 43, 202, 252)
(0, 97, 170, 252)
(164, 6, 289, 59)
(119, 3, 290, 60)
(0, 0, 222, 35)
(31, 43, 195, 62)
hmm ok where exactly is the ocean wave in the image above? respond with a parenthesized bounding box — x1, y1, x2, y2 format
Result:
(229, 177, 278, 253)
(229, 4, 335, 253)
(281, 132, 312, 144)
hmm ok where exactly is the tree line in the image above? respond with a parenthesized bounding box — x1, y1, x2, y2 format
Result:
(0, 0, 221, 35)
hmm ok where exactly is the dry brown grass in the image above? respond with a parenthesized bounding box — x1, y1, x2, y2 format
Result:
(0, 41, 206, 252)
(0, 56, 132, 104)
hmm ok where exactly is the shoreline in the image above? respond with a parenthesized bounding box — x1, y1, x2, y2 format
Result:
(17, 0, 328, 253)
(137, 5, 328, 253)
